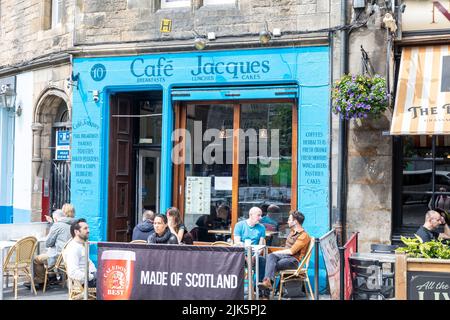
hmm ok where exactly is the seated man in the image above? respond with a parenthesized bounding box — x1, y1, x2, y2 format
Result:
(258, 210, 311, 295)
(28, 209, 72, 288)
(132, 210, 155, 241)
(233, 207, 266, 246)
(415, 210, 450, 242)
(64, 218, 97, 288)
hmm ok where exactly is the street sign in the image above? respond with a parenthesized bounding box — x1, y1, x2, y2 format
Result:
(55, 130, 71, 160)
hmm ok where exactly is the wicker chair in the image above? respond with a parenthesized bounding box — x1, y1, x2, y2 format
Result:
(60, 242, 97, 300)
(67, 277, 97, 300)
(273, 237, 315, 300)
(42, 241, 71, 293)
(2, 236, 38, 299)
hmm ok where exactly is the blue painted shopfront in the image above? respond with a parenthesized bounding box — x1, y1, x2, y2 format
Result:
(72, 47, 330, 291)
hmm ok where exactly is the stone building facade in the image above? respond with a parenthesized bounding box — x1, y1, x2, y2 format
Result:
(0, 0, 399, 252)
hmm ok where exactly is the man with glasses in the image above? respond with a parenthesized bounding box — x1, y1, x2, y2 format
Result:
(415, 210, 450, 242)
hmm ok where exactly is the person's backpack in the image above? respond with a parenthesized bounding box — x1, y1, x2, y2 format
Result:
(182, 231, 194, 245)
(281, 279, 306, 298)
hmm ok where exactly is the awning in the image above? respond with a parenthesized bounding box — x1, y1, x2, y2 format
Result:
(390, 45, 450, 135)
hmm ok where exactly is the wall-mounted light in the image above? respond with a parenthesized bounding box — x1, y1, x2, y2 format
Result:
(194, 37, 207, 50)
(193, 30, 208, 50)
(0, 84, 16, 110)
(66, 72, 79, 90)
(259, 22, 281, 44)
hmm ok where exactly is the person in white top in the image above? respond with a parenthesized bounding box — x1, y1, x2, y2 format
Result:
(64, 218, 97, 287)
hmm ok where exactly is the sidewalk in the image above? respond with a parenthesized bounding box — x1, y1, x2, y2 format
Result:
(3, 283, 68, 300)
(3, 282, 330, 300)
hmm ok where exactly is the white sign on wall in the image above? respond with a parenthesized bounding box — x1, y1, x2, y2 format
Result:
(55, 130, 71, 160)
(185, 176, 211, 215)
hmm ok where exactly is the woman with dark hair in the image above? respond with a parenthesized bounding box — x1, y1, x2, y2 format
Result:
(166, 207, 193, 244)
(147, 214, 178, 244)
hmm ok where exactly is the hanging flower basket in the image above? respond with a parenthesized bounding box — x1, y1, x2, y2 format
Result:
(332, 74, 389, 120)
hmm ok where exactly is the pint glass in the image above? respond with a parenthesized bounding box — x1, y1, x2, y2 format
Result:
(101, 250, 136, 300)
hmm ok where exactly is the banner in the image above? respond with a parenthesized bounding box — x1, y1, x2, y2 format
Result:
(343, 232, 358, 300)
(97, 242, 245, 300)
(319, 229, 340, 300)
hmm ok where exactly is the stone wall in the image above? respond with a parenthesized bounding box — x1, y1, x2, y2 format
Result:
(330, 3, 393, 252)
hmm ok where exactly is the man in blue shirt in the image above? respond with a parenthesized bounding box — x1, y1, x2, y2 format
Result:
(234, 207, 266, 245)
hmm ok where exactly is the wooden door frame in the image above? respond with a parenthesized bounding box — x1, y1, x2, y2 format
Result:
(173, 100, 298, 227)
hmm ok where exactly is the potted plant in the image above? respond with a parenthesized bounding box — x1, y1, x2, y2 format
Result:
(332, 74, 389, 120)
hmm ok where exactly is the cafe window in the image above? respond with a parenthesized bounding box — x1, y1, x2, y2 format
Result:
(161, 0, 190, 8)
(393, 135, 450, 234)
(203, 0, 236, 5)
(173, 98, 297, 245)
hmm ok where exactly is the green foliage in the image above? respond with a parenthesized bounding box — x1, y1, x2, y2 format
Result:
(332, 74, 389, 120)
(396, 235, 450, 259)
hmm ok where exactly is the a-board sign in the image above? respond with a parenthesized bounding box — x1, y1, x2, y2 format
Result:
(320, 229, 340, 300)
(407, 271, 450, 300)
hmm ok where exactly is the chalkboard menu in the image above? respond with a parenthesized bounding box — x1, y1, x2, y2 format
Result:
(407, 271, 450, 300)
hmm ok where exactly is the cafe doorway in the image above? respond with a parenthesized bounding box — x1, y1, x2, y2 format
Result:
(173, 98, 298, 245)
(108, 91, 162, 242)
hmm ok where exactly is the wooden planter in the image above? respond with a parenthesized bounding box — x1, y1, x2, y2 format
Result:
(395, 253, 450, 300)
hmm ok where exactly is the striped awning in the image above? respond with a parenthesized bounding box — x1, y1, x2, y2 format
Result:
(390, 45, 450, 135)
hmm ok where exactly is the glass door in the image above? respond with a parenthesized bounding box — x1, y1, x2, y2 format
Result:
(138, 150, 160, 218)
(173, 99, 297, 244)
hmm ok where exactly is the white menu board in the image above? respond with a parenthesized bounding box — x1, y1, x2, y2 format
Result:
(185, 176, 211, 215)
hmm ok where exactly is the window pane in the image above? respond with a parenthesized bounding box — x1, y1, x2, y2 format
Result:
(402, 201, 428, 226)
(402, 161, 432, 194)
(184, 104, 233, 240)
(434, 135, 450, 158)
(161, 0, 190, 8)
(238, 103, 293, 246)
(139, 100, 162, 145)
(203, 0, 235, 5)
(402, 136, 432, 158)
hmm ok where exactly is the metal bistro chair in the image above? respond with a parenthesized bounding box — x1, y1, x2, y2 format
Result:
(2, 236, 38, 299)
(274, 237, 315, 300)
(349, 258, 394, 300)
(370, 243, 398, 294)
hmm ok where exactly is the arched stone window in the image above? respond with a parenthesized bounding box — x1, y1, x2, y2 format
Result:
(31, 87, 71, 221)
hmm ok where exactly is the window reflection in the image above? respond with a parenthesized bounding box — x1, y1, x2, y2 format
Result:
(238, 103, 293, 246)
(400, 135, 450, 228)
(184, 104, 234, 238)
